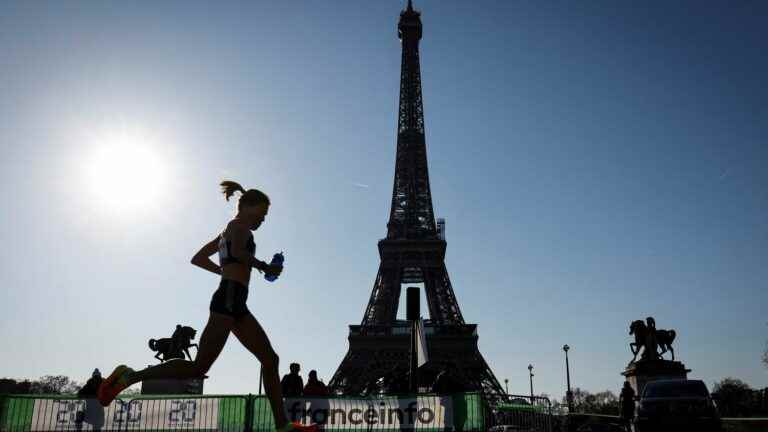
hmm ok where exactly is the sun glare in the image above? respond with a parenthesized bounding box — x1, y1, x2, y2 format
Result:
(84, 130, 168, 215)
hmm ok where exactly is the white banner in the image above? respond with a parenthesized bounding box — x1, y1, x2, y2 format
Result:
(416, 318, 429, 367)
(30, 397, 219, 431)
(284, 395, 453, 430)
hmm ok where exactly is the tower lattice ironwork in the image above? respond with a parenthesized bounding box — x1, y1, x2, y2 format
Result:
(329, 1, 505, 399)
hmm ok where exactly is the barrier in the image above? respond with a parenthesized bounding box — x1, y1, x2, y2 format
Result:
(252, 393, 484, 432)
(0, 394, 247, 431)
(487, 395, 553, 432)
(562, 413, 624, 432)
(0, 393, 485, 432)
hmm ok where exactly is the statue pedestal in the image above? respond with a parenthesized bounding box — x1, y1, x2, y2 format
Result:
(622, 359, 690, 396)
(141, 377, 204, 395)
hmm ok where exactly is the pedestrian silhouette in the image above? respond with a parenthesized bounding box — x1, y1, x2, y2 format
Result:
(619, 381, 636, 431)
(77, 369, 105, 431)
(303, 370, 329, 397)
(281, 363, 304, 397)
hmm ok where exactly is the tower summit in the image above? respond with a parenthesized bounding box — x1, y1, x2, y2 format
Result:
(388, 0, 433, 240)
(329, 1, 505, 399)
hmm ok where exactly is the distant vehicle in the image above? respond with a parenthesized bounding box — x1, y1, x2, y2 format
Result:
(488, 426, 541, 432)
(490, 398, 550, 432)
(634, 379, 721, 431)
(495, 399, 539, 413)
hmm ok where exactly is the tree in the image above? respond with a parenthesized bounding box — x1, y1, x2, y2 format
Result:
(121, 387, 142, 396)
(1, 376, 81, 395)
(763, 323, 768, 369)
(560, 387, 619, 414)
(0, 378, 24, 394)
(30, 375, 81, 394)
(548, 396, 568, 416)
(591, 390, 619, 415)
(1, 378, 36, 394)
(713, 378, 753, 417)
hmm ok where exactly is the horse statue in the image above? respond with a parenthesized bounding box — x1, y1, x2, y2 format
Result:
(148, 325, 198, 362)
(656, 328, 677, 360)
(629, 318, 677, 362)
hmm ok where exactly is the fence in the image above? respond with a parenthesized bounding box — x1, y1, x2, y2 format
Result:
(0, 394, 247, 432)
(486, 395, 553, 432)
(0, 393, 485, 432)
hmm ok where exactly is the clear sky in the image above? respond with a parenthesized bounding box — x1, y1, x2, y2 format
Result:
(1, 1, 766, 400)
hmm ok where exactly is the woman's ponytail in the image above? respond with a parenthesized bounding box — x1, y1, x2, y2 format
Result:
(220, 180, 246, 201)
(220, 180, 271, 210)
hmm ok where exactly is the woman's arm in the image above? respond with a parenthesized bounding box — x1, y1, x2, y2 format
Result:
(191, 236, 222, 275)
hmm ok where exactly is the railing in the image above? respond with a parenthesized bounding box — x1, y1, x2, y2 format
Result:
(562, 413, 623, 432)
(0, 394, 247, 431)
(0, 392, 485, 432)
(349, 324, 477, 337)
(486, 395, 553, 432)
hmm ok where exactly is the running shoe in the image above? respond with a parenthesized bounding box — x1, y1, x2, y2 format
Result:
(97, 365, 134, 406)
(279, 421, 319, 432)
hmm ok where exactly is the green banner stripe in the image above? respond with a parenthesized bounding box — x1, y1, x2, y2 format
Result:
(218, 396, 248, 431)
(0, 396, 34, 432)
(452, 392, 484, 431)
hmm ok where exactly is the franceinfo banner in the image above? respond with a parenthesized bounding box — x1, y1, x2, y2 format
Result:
(281, 396, 454, 431)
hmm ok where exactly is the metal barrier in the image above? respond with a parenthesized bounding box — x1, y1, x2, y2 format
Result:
(251, 393, 484, 432)
(0, 394, 247, 431)
(0, 392, 485, 432)
(486, 394, 553, 432)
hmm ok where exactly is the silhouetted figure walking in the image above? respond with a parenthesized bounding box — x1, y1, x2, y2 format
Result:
(619, 381, 636, 431)
(77, 369, 104, 431)
(281, 363, 304, 397)
(303, 370, 329, 397)
(77, 369, 102, 397)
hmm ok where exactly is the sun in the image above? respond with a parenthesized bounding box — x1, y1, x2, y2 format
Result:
(84, 129, 168, 215)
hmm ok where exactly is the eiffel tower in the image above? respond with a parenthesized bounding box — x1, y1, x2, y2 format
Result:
(329, 1, 505, 399)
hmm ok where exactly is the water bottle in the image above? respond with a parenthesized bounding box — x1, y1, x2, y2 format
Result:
(264, 252, 284, 282)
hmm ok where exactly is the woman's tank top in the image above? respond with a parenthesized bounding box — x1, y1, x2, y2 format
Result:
(218, 232, 256, 266)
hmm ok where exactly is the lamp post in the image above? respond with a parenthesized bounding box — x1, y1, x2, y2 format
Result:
(258, 366, 263, 395)
(504, 378, 509, 395)
(527, 364, 534, 400)
(563, 344, 573, 412)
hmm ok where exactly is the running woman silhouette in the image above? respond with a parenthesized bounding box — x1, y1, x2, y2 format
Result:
(97, 180, 316, 432)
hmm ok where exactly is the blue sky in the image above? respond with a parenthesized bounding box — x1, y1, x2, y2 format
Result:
(1, 1, 766, 399)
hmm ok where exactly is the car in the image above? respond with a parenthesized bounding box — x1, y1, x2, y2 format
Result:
(633, 379, 721, 431)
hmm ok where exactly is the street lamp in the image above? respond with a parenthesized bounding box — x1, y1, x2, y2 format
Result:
(527, 364, 534, 399)
(258, 366, 263, 395)
(563, 344, 573, 412)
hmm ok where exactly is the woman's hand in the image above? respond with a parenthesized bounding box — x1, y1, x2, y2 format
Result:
(264, 264, 282, 278)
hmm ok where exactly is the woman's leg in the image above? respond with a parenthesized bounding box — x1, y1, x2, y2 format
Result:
(126, 313, 234, 386)
(231, 313, 289, 428)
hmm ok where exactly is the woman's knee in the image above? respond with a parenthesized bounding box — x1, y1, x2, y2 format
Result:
(262, 350, 279, 370)
(192, 359, 214, 376)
